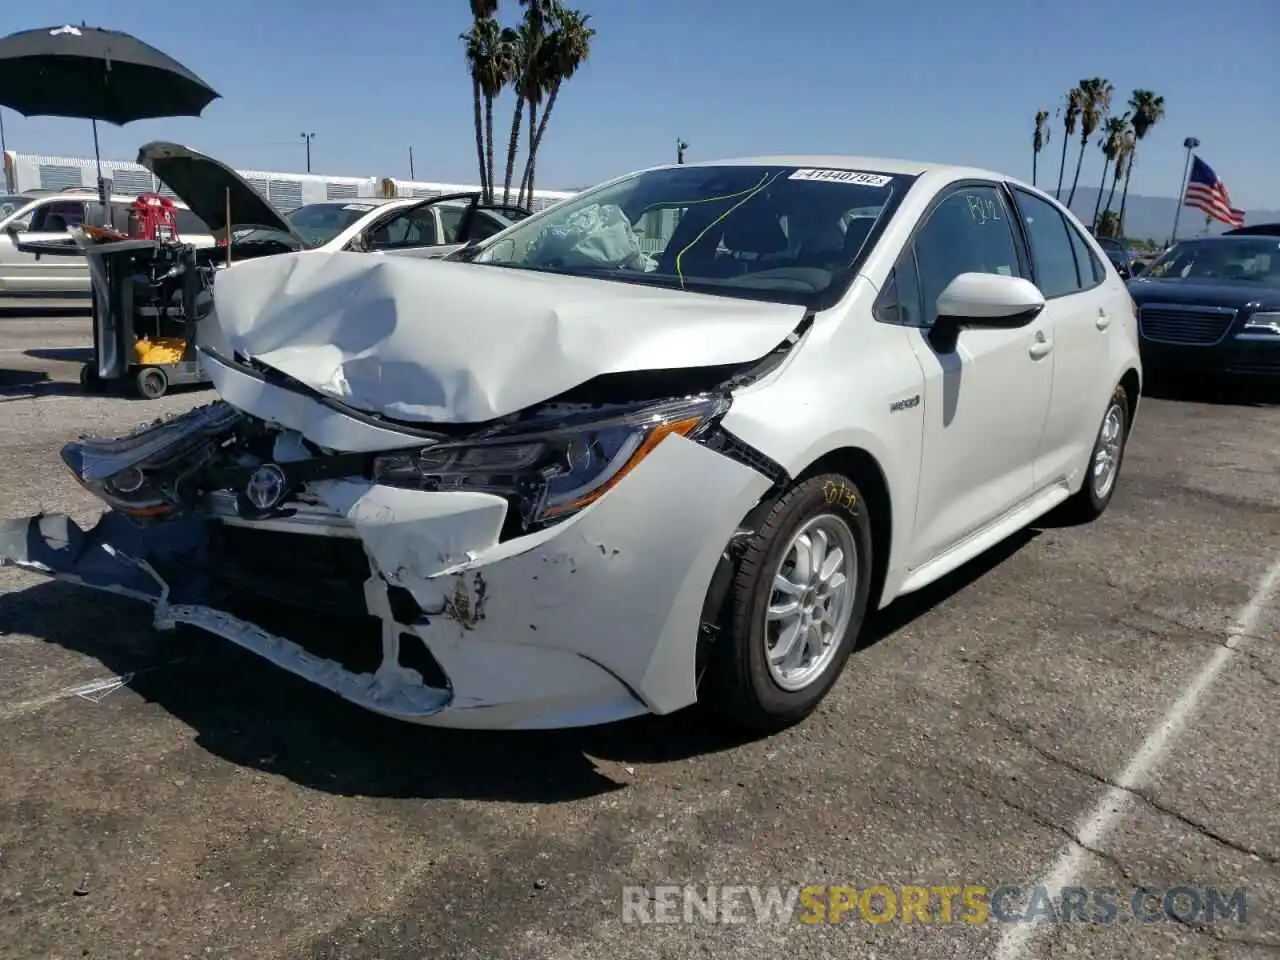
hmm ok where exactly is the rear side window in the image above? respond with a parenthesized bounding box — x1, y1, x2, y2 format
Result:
(1013, 189, 1081, 298)
(1065, 221, 1106, 286)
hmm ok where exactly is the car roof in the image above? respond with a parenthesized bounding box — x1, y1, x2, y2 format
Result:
(666, 154, 1021, 184)
(30, 191, 196, 209)
(303, 197, 399, 206)
(301, 196, 479, 208)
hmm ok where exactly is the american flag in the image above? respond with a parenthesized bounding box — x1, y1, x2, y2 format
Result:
(1183, 156, 1246, 228)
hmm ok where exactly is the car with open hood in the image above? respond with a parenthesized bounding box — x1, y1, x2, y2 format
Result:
(0, 155, 1142, 733)
(1127, 234, 1280, 381)
(0, 142, 530, 310)
(140, 141, 529, 259)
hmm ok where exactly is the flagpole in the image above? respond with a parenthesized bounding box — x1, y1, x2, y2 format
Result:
(1169, 136, 1199, 245)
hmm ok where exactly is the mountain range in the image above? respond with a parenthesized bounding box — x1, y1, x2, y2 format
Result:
(1048, 185, 1278, 246)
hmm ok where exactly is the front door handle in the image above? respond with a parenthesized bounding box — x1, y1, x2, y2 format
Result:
(1029, 334, 1053, 360)
(1095, 310, 1112, 330)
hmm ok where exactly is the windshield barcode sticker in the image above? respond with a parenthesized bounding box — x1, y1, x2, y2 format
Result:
(789, 169, 893, 187)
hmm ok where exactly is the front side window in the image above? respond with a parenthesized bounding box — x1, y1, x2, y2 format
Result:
(31, 200, 86, 233)
(466, 164, 914, 306)
(912, 185, 1022, 326)
(437, 205, 468, 244)
(1014, 189, 1087, 297)
(873, 248, 924, 327)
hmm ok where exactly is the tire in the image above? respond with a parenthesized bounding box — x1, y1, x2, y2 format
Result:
(79, 362, 103, 394)
(703, 473, 873, 733)
(135, 366, 168, 400)
(1060, 384, 1129, 523)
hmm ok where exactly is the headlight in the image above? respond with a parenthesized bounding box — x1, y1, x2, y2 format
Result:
(372, 395, 730, 529)
(1241, 312, 1280, 337)
(60, 401, 243, 517)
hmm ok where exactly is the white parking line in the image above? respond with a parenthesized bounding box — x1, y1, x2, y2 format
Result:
(994, 553, 1280, 960)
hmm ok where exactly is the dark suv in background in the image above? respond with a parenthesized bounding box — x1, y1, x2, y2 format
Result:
(1095, 236, 1139, 277)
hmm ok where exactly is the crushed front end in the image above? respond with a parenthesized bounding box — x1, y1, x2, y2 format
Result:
(1, 387, 775, 729)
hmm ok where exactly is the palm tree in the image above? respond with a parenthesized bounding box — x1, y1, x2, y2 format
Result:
(1117, 89, 1165, 237)
(1032, 110, 1051, 187)
(462, 20, 491, 200)
(519, 7, 594, 205)
(1103, 123, 1133, 221)
(461, 16, 514, 203)
(501, 0, 558, 205)
(1092, 113, 1129, 230)
(1055, 89, 1081, 199)
(1067, 77, 1112, 209)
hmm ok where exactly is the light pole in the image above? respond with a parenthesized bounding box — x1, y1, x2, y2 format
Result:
(300, 132, 315, 173)
(0, 107, 8, 192)
(676, 138, 688, 164)
(1169, 136, 1199, 245)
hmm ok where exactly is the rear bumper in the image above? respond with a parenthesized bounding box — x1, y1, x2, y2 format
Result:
(1, 433, 772, 730)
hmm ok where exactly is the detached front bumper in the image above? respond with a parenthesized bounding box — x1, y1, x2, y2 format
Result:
(1, 434, 772, 730)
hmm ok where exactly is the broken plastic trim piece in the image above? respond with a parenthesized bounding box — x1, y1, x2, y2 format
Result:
(0, 513, 454, 720)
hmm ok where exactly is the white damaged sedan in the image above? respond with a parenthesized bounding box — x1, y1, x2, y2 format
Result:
(1, 156, 1142, 732)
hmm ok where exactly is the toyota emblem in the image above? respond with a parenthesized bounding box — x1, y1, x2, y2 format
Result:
(245, 463, 287, 511)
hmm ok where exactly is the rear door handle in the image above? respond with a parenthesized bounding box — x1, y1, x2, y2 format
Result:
(1096, 310, 1112, 330)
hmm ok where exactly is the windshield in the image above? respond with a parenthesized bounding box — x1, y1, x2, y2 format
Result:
(465, 164, 913, 305)
(1142, 238, 1280, 284)
(286, 202, 380, 248)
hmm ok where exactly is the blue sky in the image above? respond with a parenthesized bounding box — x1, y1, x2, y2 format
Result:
(3, 0, 1277, 208)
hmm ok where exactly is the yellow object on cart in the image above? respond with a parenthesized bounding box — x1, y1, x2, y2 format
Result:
(134, 337, 186, 365)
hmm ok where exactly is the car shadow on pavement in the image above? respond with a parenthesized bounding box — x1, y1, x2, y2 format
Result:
(0, 372, 87, 400)
(1142, 375, 1278, 406)
(0, 306, 90, 319)
(1, 527, 1042, 805)
(23, 346, 93, 362)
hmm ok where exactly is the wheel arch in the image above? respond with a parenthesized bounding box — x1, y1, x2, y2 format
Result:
(790, 446, 894, 613)
(1119, 366, 1141, 423)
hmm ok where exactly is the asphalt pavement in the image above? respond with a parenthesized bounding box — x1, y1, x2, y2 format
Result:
(0, 313, 1277, 960)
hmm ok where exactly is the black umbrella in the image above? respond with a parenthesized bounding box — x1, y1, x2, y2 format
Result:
(0, 23, 219, 210)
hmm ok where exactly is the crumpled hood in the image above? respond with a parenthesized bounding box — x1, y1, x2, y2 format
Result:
(209, 250, 806, 423)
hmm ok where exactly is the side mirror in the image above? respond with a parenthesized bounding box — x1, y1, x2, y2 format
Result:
(5, 222, 26, 235)
(1117, 264, 1131, 279)
(934, 272, 1045, 329)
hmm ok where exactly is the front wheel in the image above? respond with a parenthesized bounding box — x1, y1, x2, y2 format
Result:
(1060, 385, 1130, 523)
(703, 473, 873, 733)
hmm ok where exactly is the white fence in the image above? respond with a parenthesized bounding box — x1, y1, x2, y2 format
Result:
(3, 150, 577, 213)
